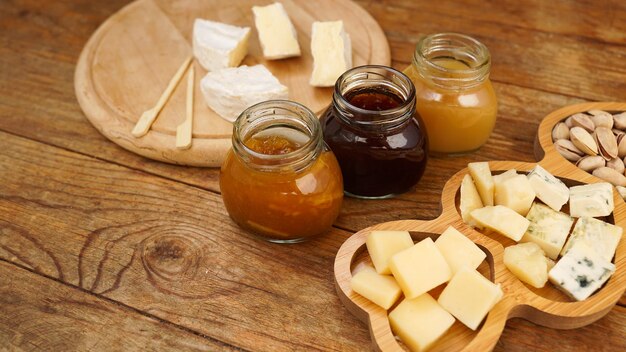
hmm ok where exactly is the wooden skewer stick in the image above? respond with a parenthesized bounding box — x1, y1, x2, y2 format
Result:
(176, 65, 194, 150)
(132, 55, 193, 138)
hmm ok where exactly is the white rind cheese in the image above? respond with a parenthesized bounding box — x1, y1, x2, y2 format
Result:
(561, 217, 622, 261)
(526, 165, 569, 211)
(569, 182, 614, 218)
(549, 242, 615, 301)
(252, 2, 301, 59)
(494, 174, 536, 216)
(468, 162, 494, 206)
(470, 205, 530, 241)
(200, 65, 288, 122)
(193, 19, 251, 72)
(310, 21, 352, 87)
(459, 174, 483, 227)
(522, 202, 574, 260)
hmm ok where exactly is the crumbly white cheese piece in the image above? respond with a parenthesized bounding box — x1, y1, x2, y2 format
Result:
(526, 165, 569, 212)
(470, 205, 530, 242)
(504, 242, 554, 288)
(389, 237, 451, 299)
(309, 21, 352, 87)
(569, 182, 614, 218)
(561, 216, 622, 262)
(549, 242, 615, 301)
(522, 202, 574, 260)
(494, 174, 536, 216)
(350, 266, 402, 310)
(459, 174, 483, 227)
(389, 294, 455, 352)
(192, 19, 251, 72)
(200, 65, 288, 122)
(437, 268, 503, 330)
(365, 230, 413, 275)
(435, 226, 486, 275)
(252, 2, 301, 59)
(468, 162, 494, 206)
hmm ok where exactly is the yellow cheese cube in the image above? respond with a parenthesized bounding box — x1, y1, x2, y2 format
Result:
(468, 162, 494, 206)
(350, 266, 402, 310)
(494, 174, 536, 216)
(366, 230, 414, 275)
(504, 242, 554, 288)
(459, 174, 483, 227)
(470, 205, 530, 241)
(437, 268, 503, 330)
(492, 169, 517, 190)
(389, 237, 452, 299)
(435, 226, 486, 275)
(389, 294, 455, 352)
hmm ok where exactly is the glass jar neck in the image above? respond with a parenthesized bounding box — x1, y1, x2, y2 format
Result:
(332, 65, 416, 133)
(232, 100, 323, 172)
(413, 33, 491, 90)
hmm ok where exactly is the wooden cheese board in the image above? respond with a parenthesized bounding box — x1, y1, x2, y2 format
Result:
(334, 102, 626, 351)
(74, 0, 390, 167)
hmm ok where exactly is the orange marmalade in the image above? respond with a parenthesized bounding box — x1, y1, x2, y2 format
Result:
(220, 101, 343, 243)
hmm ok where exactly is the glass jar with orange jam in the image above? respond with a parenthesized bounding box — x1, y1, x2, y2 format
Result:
(404, 33, 498, 154)
(220, 100, 343, 243)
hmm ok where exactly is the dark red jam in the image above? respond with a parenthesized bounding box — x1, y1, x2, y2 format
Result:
(321, 86, 428, 198)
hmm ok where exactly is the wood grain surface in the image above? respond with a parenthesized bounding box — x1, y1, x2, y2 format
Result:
(1, 0, 626, 351)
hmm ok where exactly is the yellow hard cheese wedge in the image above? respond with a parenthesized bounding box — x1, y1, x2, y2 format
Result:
(389, 237, 452, 299)
(468, 162, 494, 206)
(350, 266, 402, 310)
(470, 205, 530, 241)
(504, 242, 554, 288)
(494, 174, 536, 216)
(438, 268, 503, 330)
(366, 230, 413, 275)
(435, 226, 486, 275)
(389, 294, 455, 352)
(459, 174, 483, 227)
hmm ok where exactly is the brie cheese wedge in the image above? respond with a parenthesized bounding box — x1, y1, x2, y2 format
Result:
(193, 19, 251, 72)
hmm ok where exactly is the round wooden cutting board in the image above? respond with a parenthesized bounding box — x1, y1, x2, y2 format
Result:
(75, 0, 391, 167)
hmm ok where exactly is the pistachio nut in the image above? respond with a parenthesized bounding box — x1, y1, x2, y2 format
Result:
(588, 109, 611, 117)
(570, 113, 595, 132)
(569, 126, 598, 156)
(607, 157, 625, 174)
(594, 127, 618, 160)
(592, 166, 626, 187)
(613, 112, 626, 130)
(590, 112, 614, 129)
(616, 186, 626, 201)
(552, 122, 570, 140)
(555, 139, 584, 161)
(565, 115, 575, 128)
(618, 137, 626, 159)
(575, 155, 605, 172)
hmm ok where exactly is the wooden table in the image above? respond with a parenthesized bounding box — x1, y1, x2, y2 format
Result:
(1, 0, 625, 351)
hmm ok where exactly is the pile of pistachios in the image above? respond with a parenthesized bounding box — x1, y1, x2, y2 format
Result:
(552, 109, 626, 199)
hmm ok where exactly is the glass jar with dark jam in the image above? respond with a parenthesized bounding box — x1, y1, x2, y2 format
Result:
(320, 65, 428, 199)
(220, 100, 344, 243)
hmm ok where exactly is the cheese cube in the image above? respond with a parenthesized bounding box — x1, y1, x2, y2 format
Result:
(435, 226, 486, 275)
(252, 2, 301, 59)
(494, 174, 536, 216)
(561, 217, 622, 261)
(310, 21, 352, 87)
(504, 242, 554, 288)
(470, 205, 530, 241)
(522, 202, 574, 260)
(192, 19, 251, 72)
(459, 174, 483, 227)
(437, 268, 503, 330)
(200, 65, 288, 122)
(350, 266, 402, 310)
(492, 169, 517, 190)
(366, 230, 414, 275)
(389, 237, 452, 299)
(468, 162, 494, 206)
(569, 182, 614, 218)
(527, 165, 569, 211)
(549, 242, 615, 301)
(389, 294, 455, 352)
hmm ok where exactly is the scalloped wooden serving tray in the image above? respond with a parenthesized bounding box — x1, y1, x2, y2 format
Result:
(334, 102, 626, 351)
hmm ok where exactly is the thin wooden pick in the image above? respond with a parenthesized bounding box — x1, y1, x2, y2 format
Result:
(132, 55, 193, 138)
(176, 65, 195, 150)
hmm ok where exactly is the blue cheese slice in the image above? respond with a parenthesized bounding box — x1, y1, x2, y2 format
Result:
(522, 202, 574, 260)
(561, 217, 622, 261)
(527, 165, 569, 211)
(569, 182, 614, 218)
(548, 242, 615, 301)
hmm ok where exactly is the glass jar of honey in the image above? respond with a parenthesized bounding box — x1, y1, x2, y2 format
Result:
(320, 65, 428, 199)
(404, 33, 498, 154)
(220, 100, 344, 243)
